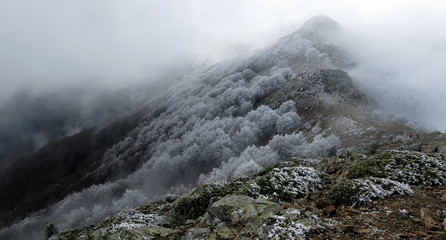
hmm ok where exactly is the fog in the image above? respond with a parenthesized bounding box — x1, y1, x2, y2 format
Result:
(1, 0, 445, 131)
(1, 1, 446, 239)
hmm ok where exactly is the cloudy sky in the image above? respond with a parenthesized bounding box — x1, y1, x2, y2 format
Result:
(1, 0, 445, 130)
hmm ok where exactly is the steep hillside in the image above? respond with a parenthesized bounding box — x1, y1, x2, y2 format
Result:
(0, 109, 148, 228)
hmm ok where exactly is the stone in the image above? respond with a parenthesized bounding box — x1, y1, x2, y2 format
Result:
(316, 200, 330, 209)
(207, 195, 282, 227)
(208, 195, 258, 226)
(208, 233, 218, 240)
(341, 225, 355, 232)
(394, 234, 410, 239)
(185, 219, 197, 226)
(110, 226, 176, 240)
(426, 191, 436, 198)
(354, 228, 371, 234)
(420, 208, 443, 231)
(215, 226, 236, 239)
(183, 228, 211, 240)
(425, 221, 443, 231)
(421, 208, 433, 222)
(441, 193, 446, 202)
(165, 195, 179, 203)
(323, 206, 336, 216)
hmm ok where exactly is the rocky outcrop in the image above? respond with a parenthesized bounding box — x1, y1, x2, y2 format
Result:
(49, 150, 446, 239)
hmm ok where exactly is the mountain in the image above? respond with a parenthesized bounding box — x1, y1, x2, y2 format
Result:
(1, 16, 445, 240)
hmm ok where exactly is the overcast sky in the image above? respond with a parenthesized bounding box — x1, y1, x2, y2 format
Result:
(1, 0, 445, 130)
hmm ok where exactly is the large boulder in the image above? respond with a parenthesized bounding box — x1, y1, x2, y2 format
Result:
(207, 195, 283, 227)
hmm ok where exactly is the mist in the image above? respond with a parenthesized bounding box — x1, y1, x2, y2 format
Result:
(1, 1, 446, 239)
(1, 1, 445, 131)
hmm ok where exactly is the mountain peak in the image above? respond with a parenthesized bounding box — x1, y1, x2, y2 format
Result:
(297, 15, 340, 42)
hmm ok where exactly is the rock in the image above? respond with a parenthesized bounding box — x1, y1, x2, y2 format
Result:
(185, 219, 196, 226)
(425, 221, 443, 231)
(421, 208, 443, 231)
(111, 226, 176, 240)
(426, 191, 436, 198)
(441, 193, 446, 202)
(208, 195, 258, 226)
(436, 209, 446, 218)
(183, 228, 211, 240)
(442, 217, 446, 231)
(207, 195, 282, 227)
(326, 167, 336, 174)
(253, 198, 283, 217)
(316, 200, 330, 209)
(341, 225, 355, 232)
(421, 208, 433, 222)
(354, 228, 371, 234)
(165, 195, 179, 203)
(323, 206, 336, 216)
(215, 226, 236, 239)
(208, 234, 218, 240)
(394, 234, 410, 239)
(416, 231, 428, 237)
(411, 218, 424, 225)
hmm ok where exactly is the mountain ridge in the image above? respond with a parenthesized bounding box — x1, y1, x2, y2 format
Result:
(1, 16, 443, 240)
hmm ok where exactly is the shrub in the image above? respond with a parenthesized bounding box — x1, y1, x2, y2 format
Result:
(327, 177, 413, 206)
(253, 166, 321, 201)
(347, 150, 446, 186)
(45, 223, 59, 239)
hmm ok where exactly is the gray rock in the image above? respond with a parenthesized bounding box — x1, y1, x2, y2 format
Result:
(182, 228, 211, 240)
(208, 195, 258, 226)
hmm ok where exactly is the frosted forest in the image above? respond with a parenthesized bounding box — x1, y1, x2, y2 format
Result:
(1, 16, 344, 239)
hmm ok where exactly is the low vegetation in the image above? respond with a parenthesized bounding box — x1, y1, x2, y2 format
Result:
(347, 150, 446, 185)
(327, 177, 413, 206)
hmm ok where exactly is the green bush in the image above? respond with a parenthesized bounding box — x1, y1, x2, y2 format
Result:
(347, 158, 390, 179)
(253, 166, 321, 202)
(347, 150, 446, 186)
(327, 177, 413, 206)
